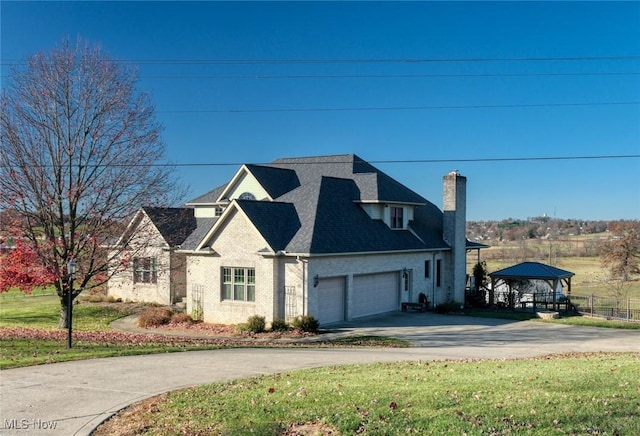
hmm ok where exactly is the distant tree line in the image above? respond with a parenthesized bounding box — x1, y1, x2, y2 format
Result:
(467, 217, 613, 243)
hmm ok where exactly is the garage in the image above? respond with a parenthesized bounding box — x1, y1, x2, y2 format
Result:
(316, 276, 345, 325)
(352, 272, 399, 319)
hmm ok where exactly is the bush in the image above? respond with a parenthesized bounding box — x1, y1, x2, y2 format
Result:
(80, 293, 121, 303)
(245, 315, 266, 333)
(270, 318, 290, 332)
(291, 315, 319, 333)
(138, 307, 173, 327)
(434, 301, 463, 314)
(170, 312, 194, 325)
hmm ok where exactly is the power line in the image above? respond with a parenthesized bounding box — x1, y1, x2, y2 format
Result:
(158, 101, 640, 114)
(3, 55, 640, 66)
(138, 72, 640, 80)
(4, 154, 635, 169)
(165, 154, 640, 167)
(5, 71, 640, 81)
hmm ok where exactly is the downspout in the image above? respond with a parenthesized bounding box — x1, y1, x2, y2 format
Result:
(168, 248, 175, 305)
(431, 252, 437, 307)
(300, 257, 307, 316)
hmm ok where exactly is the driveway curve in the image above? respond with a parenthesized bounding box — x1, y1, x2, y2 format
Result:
(1, 312, 639, 435)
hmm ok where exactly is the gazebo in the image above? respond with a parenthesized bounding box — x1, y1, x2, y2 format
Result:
(488, 262, 575, 311)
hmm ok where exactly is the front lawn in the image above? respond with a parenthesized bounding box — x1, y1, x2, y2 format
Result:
(95, 352, 640, 435)
(0, 295, 406, 369)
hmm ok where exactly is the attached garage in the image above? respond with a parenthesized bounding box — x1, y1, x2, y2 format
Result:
(352, 272, 399, 319)
(316, 276, 345, 325)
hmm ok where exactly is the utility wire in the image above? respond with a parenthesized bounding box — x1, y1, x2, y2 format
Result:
(137, 72, 640, 80)
(158, 101, 640, 114)
(3, 154, 637, 169)
(5, 71, 640, 81)
(3, 54, 640, 66)
(171, 154, 640, 167)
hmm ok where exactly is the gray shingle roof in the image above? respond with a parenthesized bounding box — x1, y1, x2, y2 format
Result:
(271, 154, 428, 204)
(185, 184, 227, 205)
(236, 200, 301, 251)
(142, 207, 197, 247)
(304, 176, 429, 253)
(244, 165, 300, 199)
(489, 262, 575, 280)
(180, 217, 218, 251)
(181, 154, 459, 254)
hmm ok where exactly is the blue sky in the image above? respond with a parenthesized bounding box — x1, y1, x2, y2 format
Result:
(2, 1, 639, 221)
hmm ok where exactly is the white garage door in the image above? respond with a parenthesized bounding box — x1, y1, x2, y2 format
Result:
(316, 277, 345, 325)
(353, 272, 399, 319)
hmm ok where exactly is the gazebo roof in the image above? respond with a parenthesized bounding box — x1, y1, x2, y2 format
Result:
(489, 262, 575, 280)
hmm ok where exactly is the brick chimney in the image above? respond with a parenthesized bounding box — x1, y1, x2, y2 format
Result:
(443, 171, 467, 305)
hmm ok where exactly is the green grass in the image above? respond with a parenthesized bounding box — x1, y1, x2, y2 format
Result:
(465, 308, 640, 329)
(0, 295, 228, 369)
(329, 335, 410, 347)
(0, 294, 139, 331)
(0, 295, 405, 369)
(0, 287, 56, 298)
(97, 353, 640, 435)
(0, 337, 225, 369)
(539, 314, 640, 329)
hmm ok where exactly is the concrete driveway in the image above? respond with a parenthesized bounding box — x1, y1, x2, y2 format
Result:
(1, 312, 639, 435)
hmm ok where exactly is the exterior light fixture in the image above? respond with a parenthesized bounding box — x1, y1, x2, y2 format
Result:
(313, 275, 319, 287)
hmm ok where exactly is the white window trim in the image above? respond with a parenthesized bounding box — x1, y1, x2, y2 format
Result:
(222, 267, 256, 302)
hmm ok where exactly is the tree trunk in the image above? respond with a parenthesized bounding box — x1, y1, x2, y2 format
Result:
(58, 295, 71, 329)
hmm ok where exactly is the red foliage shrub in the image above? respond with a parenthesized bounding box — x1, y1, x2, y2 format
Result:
(0, 240, 57, 293)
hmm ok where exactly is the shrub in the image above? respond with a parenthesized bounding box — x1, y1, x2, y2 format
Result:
(245, 315, 266, 333)
(170, 312, 194, 325)
(291, 315, 319, 333)
(138, 307, 173, 327)
(270, 318, 290, 332)
(434, 301, 463, 314)
(80, 293, 121, 303)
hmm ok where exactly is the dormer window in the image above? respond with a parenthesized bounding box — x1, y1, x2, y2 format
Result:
(390, 206, 404, 229)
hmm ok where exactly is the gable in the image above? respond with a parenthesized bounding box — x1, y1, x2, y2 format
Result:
(120, 211, 168, 250)
(142, 207, 197, 246)
(207, 208, 270, 255)
(235, 200, 301, 251)
(219, 167, 270, 201)
(245, 164, 300, 199)
(196, 201, 290, 253)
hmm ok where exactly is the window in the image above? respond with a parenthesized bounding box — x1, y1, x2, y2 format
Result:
(436, 259, 442, 287)
(424, 260, 430, 278)
(222, 267, 255, 302)
(133, 257, 157, 284)
(390, 207, 403, 229)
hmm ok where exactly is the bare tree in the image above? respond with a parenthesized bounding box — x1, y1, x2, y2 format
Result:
(600, 221, 640, 282)
(0, 39, 182, 327)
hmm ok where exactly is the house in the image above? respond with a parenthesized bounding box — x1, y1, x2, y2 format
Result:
(109, 154, 481, 325)
(107, 207, 196, 305)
